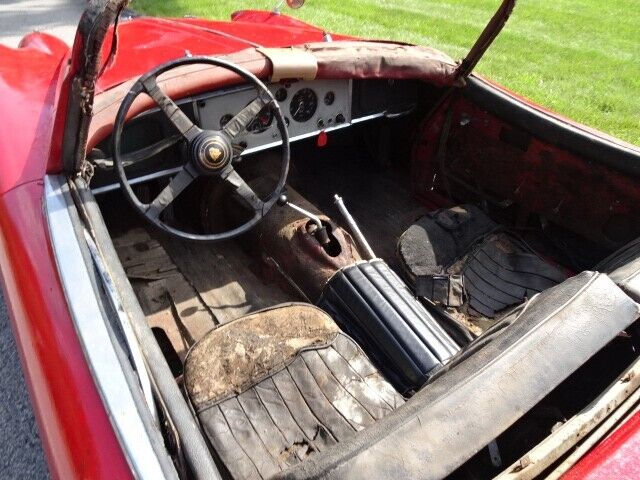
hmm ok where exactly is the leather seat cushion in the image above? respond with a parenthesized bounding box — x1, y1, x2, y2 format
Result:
(398, 204, 496, 281)
(397, 205, 566, 318)
(184, 303, 404, 480)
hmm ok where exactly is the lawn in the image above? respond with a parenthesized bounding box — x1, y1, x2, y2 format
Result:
(133, 0, 640, 146)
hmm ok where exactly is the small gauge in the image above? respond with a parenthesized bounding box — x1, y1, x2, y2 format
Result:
(247, 104, 274, 134)
(219, 114, 233, 129)
(275, 87, 288, 102)
(324, 91, 335, 106)
(289, 88, 318, 123)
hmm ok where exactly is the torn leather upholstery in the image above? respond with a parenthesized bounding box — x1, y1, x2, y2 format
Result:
(277, 272, 640, 480)
(184, 303, 404, 480)
(398, 205, 567, 318)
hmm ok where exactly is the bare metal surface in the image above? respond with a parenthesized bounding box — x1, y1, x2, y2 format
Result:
(334, 194, 376, 260)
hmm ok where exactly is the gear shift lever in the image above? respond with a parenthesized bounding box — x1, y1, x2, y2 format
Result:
(277, 194, 330, 245)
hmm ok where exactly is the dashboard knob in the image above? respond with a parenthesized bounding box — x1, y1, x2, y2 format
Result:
(335, 113, 345, 124)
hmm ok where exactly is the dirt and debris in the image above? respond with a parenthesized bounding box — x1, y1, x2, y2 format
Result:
(184, 304, 339, 410)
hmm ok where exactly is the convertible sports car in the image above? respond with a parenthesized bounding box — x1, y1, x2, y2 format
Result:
(1, 0, 640, 478)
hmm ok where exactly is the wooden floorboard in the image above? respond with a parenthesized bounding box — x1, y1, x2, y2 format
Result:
(162, 237, 294, 325)
(113, 226, 294, 361)
(114, 228, 217, 360)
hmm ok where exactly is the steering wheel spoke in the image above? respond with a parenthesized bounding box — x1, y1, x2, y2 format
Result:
(221, 167, 264, 213)
(222, 94, 272, 140)
(141, 76, 201, 141)
(231, 142, 247, 161)
(145, 164, 198, 220)
(114, 56, 289, 242)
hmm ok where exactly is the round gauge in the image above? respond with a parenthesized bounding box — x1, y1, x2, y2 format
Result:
(247, 104, 274, 134)
(289, 88, 318, 123)
(275, 87, 288, 102)
(324, 91, 335, 106)
(219, 114, 233, 129)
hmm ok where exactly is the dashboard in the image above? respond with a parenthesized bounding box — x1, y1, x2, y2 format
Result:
(195, 79, 353, 156)
(91, 78, 419, 194)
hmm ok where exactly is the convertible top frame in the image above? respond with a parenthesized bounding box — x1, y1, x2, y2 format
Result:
(60, 0, 129, 173)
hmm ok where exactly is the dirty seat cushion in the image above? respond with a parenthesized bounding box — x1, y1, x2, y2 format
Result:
(184, 303, 404, 480)
(397, 205, 567, 318)
(398, 204, 496, 282)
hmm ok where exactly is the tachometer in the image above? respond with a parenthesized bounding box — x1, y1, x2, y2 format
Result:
(289, 88, 318, 123)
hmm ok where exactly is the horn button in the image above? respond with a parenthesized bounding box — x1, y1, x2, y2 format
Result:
(191, 132, 232, 173)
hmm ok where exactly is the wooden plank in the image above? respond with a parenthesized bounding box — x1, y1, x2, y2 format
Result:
(113, 228, 217, 360)
(113, 226, 294, 361)
(166, 279, 218, 344)
(162, 237, 294, 324)
(147, 309, 190, 361)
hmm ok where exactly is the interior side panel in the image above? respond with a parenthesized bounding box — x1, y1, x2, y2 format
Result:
(412, 83, 640, 253)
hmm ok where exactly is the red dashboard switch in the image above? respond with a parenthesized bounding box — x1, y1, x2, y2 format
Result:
(317, 130, 328, 147)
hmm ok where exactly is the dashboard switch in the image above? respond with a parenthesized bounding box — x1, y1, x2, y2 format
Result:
(335, 113, 345, 124)
(317, 130, 328, 147)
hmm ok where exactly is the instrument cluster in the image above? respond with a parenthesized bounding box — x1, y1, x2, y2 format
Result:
(195, 79, 352, 155)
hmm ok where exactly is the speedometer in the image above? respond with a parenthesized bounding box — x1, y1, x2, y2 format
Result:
(289, 88, 318, 123)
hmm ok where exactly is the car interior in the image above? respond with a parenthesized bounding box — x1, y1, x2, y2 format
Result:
(83, 52, 640, 479)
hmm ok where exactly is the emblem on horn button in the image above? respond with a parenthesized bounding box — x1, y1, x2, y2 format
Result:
(208, 146, 223, 162)
(199, 137, 230, 171)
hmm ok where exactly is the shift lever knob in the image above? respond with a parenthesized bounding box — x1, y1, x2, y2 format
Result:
(277, 194, 288, 207)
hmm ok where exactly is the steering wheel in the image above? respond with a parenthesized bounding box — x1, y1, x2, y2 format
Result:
(112, 56, 290, 241)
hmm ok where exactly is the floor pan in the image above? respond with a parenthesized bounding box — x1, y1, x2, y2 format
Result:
(113, 227, 294, 363)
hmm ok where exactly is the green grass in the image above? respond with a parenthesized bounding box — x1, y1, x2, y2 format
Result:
(133, 0, 640, 145)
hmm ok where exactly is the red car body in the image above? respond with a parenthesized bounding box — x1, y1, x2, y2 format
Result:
(0, 7, 638, 480)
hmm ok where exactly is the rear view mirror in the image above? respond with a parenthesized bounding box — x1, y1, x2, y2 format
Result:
(273, 0, 305, 13)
